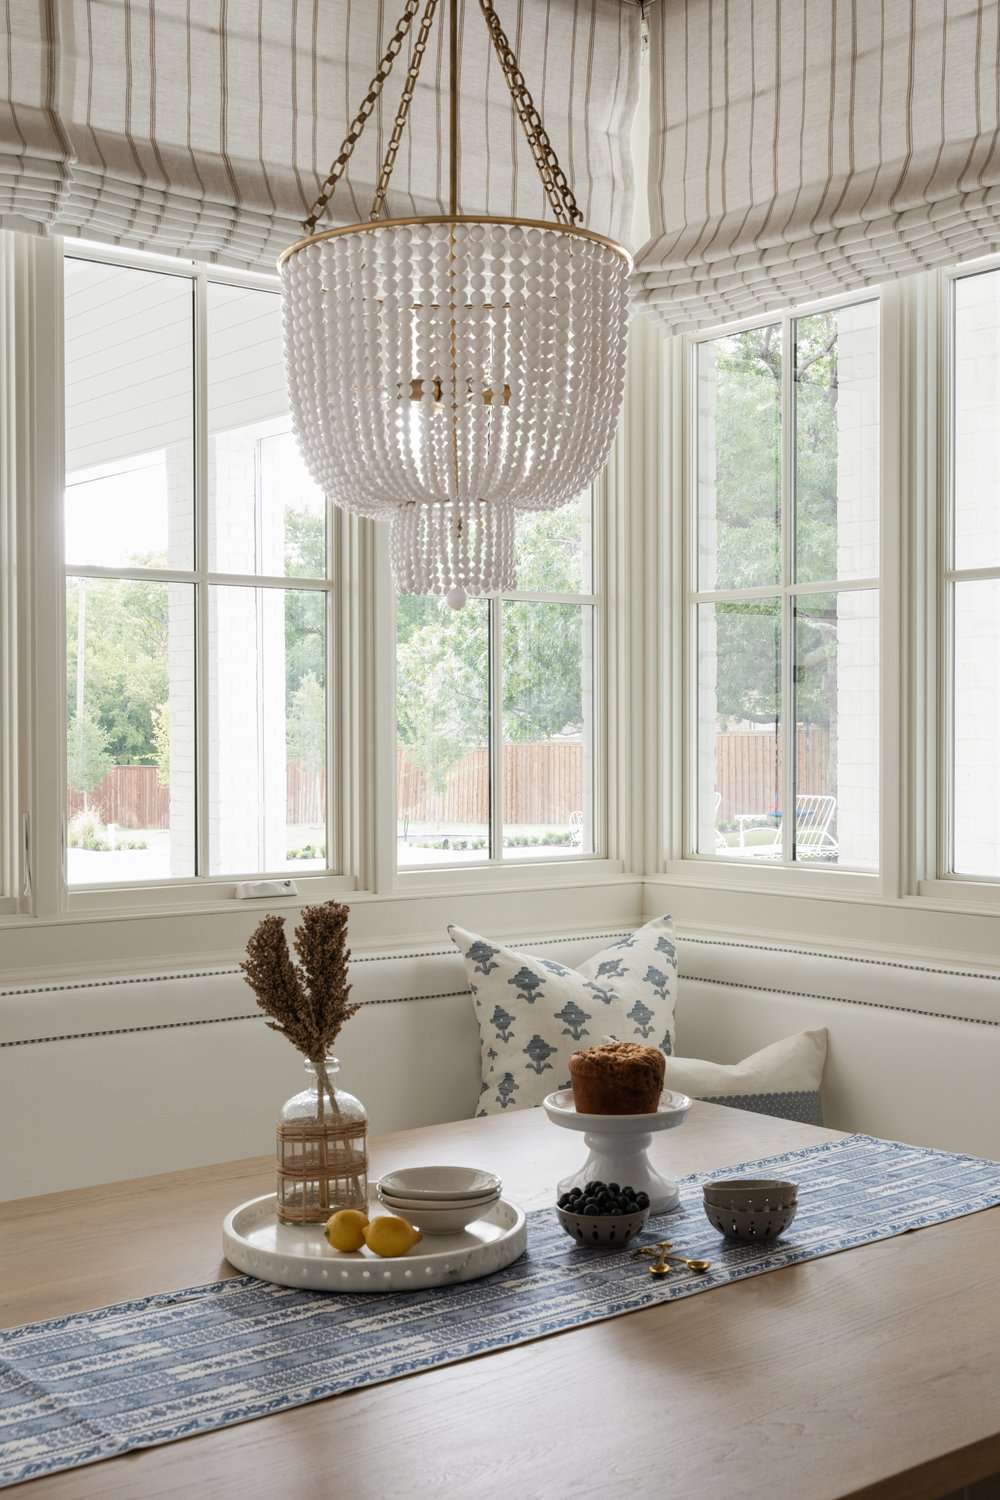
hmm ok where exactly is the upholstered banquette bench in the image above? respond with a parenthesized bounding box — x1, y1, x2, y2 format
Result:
(2, 927, 999, 1199)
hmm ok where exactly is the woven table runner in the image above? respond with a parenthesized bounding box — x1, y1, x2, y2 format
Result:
(4, 1133, 1000, 1488)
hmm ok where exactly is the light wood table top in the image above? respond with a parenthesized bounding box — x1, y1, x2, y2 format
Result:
(2, 1103, 999, 1500)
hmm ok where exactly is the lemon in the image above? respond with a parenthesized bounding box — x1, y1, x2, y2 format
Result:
(324, 1208, 370, 1253)
(363, 1214, 422, 1258)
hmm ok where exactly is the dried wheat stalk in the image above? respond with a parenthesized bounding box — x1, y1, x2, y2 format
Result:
(241, 901, 358, 1118)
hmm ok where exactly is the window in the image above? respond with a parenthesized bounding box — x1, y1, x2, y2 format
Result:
(63, 253, 332, 886)
(689, 300, 880, 870)
(395, 492, 598, 867)
(947, 268, 1000, 882)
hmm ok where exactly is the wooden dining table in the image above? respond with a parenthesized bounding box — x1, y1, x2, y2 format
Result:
(3, 1101, 1000, 1500)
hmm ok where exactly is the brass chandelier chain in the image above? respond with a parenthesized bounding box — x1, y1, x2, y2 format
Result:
(477, 0, 582, 225)
(369, 0, 441, 221)
(301, 0, 582, 235)
(303, 0, 424, 235)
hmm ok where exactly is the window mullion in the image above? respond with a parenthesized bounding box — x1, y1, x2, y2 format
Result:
(490, 596, 504, 862)
(21, 236, 68, 918)
(194, 268, 210, 881)
(781, 313, 795, 866)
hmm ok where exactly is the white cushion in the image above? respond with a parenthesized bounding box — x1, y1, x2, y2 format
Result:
(667, 1029, 828, 1125)
(449, 915, 677, 1115)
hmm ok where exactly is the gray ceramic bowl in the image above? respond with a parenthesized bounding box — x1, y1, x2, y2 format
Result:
(556, 1202, 650, 1247)
(703, 1178, 798, 1243)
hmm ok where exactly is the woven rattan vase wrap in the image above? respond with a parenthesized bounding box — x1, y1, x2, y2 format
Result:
(276, 1056, 368, 1225)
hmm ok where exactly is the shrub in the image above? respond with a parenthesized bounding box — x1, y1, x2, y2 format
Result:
(68, 809, 110, 852)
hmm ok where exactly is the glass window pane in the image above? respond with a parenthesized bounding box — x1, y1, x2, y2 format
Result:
(794, 590, 878, 869)
(64, 259, 194, 570)
(697, 327, 781, 591)
(514, 491, 593, 593)
(795, 303, 879, 583)
(953, 580, 1000, 878)
(207, 283, 325, 578)
(697, 600, 781, 858)
(396, 596, 489, 866)
(66, 577, 195, 883)
(502, 602, 593, 858)
(954, 271, 1000, 571)
(208, 586, 327, 875)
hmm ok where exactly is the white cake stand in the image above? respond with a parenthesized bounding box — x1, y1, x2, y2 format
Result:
(543, 1089, 691, 1213)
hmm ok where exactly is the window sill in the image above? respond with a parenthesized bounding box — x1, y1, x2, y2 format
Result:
(646, 872, 1000, 967)
(659, 857, 880, 900)
(0, 867, 644, 983)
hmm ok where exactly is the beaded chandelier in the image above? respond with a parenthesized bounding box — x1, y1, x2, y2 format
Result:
(280, 0, 631, 606)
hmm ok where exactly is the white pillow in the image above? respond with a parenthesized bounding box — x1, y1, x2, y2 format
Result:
(449, 916, 677, 1116)
(668, 1029, 828, 1125)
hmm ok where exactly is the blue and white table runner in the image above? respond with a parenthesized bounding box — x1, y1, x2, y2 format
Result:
(3, 1133, 1000, 1489)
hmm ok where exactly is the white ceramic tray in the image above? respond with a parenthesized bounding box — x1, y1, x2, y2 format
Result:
(223, 1187, 526, 1293)
(543, 1088, 692, 1213)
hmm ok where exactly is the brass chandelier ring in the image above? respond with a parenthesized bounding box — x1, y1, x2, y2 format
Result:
(279, 214, 633, 271)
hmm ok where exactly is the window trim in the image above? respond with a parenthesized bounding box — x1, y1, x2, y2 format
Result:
(916, 257, 1000, 911)
(665, 283, 896, 897)
(1, 231, 621, 941)
(390, 489, 604, 879)
(58, 243, 346, 905)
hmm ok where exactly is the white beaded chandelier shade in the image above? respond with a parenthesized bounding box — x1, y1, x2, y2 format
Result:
(279, 0, 631, 605)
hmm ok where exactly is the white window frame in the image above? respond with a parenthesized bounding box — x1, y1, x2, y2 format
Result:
(390, 492, 606, 882)
(663, 284, 902, 903)
(0, 230, 623, 960)
(916, 258, 1000, 913)
(8, 234, 360, 918)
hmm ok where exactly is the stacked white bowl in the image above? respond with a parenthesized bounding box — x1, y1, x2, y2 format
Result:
(376, 1165, 503, 1235)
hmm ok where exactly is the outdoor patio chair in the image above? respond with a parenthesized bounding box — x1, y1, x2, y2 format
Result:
(734, 794, 838, 860)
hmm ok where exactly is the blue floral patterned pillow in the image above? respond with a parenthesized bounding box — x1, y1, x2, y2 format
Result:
(448, 917, 677, 1117)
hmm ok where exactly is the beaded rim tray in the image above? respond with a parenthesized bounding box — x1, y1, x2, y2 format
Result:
(222, 1186, 527, 1292)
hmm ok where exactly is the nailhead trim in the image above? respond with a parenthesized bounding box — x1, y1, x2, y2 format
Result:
(684, 974, 1000, 1028)
(0, 991, 474, 1049)
(682, 934, 1000, 985)
(0, 933, 632, 1000)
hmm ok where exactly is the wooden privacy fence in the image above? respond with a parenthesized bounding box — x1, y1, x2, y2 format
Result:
(68, 741, 586, 831)
(398, 740, 583, 827)
(715, 728, 831, 822)
(69, 730, 829, 833)
(68, 765, 169, 829)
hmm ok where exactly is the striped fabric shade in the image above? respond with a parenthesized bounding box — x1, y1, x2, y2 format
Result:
(635, 0, 1000, 333)
(0, 0, 639, 271)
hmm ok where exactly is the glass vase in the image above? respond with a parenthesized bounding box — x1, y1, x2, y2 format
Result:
(276, 1054, 368, 1225)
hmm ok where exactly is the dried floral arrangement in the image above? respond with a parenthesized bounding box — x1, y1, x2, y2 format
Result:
(242, 900, 358, 1118)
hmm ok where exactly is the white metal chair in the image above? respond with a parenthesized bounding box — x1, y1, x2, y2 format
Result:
(734, 794, 838, 860)
(713, 791, 728, 852)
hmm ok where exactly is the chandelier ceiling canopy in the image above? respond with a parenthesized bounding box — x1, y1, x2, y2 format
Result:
(280, 0, 631, 606)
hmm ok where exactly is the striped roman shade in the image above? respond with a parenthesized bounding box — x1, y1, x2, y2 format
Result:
(0, 0, 639, 272)
(635, 0, 1000, 333)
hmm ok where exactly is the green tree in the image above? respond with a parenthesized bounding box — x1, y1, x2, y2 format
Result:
(67, 705, 113, 805)
(708, 316, 840, 728)
(397, 598, 489, 798)
(287, 672, 326, 771)
(151, 703, 170, 786)
(396, 503, 591, 776)
(66, 573, 169, 764)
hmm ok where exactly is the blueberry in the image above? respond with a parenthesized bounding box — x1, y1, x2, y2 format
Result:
(583, 1202, 601, 1216)
(635, 1192, 650, 1209)
(606, 1183, 620, 1194)
(569, 1187, 583, 1199)
(557, 1194, 572, 1209)
(584, 1180, 604, 1193)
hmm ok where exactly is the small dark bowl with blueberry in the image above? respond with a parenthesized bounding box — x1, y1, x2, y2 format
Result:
(556, 1181, 651, 1246)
